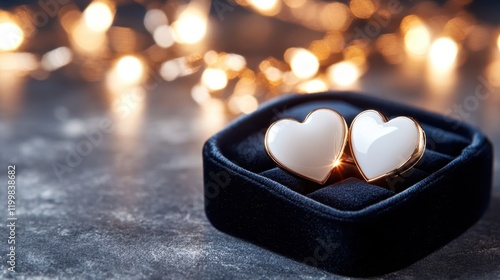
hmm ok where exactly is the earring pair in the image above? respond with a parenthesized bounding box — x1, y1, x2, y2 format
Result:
(264, 108, 426, 184)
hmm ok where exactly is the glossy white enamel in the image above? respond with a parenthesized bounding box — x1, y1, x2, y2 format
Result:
(265, 109, 346, 183)
(350, 110, 419, 181)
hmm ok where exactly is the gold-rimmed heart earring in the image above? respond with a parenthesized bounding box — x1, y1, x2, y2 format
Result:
(264, 108, 426, 184)
(348, 110, 426, 182)
(264, 108, 348, 184)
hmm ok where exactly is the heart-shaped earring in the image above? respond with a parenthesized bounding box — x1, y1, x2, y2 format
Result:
(265, 108, 348, 184)
(349, 110, 426, 182)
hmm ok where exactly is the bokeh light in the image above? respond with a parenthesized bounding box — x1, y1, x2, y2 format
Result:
(249, 0, 281, 15)
(497, 34, 500, 51)
(83, 1, 115, 32)
(429, 37, 458, 69)
(191, 84, 211, 105)
(201, 68, 228, 91)
(172, 7, 207, 45)
(327, 61, 360, 86)
(144, 9, 168, 33)
(116, 55, 144, 84)
(349, 0, 376, 19)
(41, 47, 73, 71)
(297, 79, 328, 93)
(404, 24, 431, 56)
(287, 48, 319, 79)
(228, 94, 259, 114)
(153, 25, 174, 48)
(0, 20, 24, 51)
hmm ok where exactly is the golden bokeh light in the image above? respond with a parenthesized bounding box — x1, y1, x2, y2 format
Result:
(286, 48, 319, 79)
(249, 0, 281, 15)
(191, 84, 211, 105)
(116, 56, 144, 83)
(0, 52, 37, 72)
(320, 3, 351, 31)
(171, 7, 207, 45)
(0, 20, 24, 52)
(228, 94, 259, 114)
(83, 1, 115, 32)
(349, 0, 376, 19)
(486, 60, 500, 87)
(283, 0, 307, 8)
(41, 47, 73, 71)
(376, 33, 404, 64)
(297, 79, 328, 93)
(404, 24, 431, 56)
(144, 9, 168, 33)
(344, 44, 367, 66)
(224, 53, 246, 72)
(429, 37, 458, 69)
(201, 68, 228, 91)
(327, 61, 360, 86)
(70, 20, 107, 54)
(497, 34, 500, 51)
(153, 25, 174, 48)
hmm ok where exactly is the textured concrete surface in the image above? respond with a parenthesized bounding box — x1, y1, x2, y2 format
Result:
(0, 71, 499, 280)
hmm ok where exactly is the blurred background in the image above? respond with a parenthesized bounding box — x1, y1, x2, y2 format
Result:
(1, 0, 499, 187)
(0, 0, 499, 278)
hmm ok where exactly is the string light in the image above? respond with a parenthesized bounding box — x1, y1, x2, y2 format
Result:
(327, 61, 360, 86)
(497, 34, 500, 51)
(115, 55, 144, 84)
(171, 6, 207, 45)
(83, 1, 115, 32)
(429, 37, 458, 69)
(1, 0, 499, 117)
(41, 47, 73, 71)
(404, 24, 431, 56)
(201, 68, 228, 91)
(287, 48, 319, 79)
(0, 20, 24, 51)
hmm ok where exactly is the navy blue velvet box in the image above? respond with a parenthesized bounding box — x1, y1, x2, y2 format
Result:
(202, 92, 493, 276)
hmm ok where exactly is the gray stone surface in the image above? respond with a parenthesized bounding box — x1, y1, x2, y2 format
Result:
(0, 72, 499, 280)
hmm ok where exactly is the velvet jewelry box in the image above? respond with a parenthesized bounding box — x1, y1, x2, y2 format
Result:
(202, 92, 493, 276)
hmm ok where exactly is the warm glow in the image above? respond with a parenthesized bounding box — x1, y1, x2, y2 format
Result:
(288, 48, 319, 79)
(349, 0, 376, 19)
(283, 0, 307, 8)
(228, 94, 259, 114)
(497, 34, 500, 51)
(264, 66, 282, 82)
(41, 47, 73, 71)
(486, 60, 500, 87)
(297, 79, 328, 93)
(201, 68, 227, 91)
(171, 8, 207, 44)
(144, 9, 168, 33)
(249, 0, 280, 15)
(116, 56, 144, 83)
(0, 52, 37, 72)
(327, 61, 360, 86)
(429, 38, 458, 69)
(191, 84, 211, 105)
(159, 57, 195, 81)
(70, 20, 106, 54)
(0, 21, 24, 51)
(224, 54, 246, 71)
(153, 25, 174, 48)
(404, 24, 431, 55)
(160, 59, 181, 81)
(83, 1, 114, 32)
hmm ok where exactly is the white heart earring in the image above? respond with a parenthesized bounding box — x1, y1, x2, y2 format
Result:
(264, 108, 426, 184)
(264, 108, 348, 184)
(348, 110, 426, 182)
